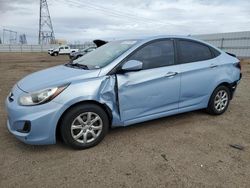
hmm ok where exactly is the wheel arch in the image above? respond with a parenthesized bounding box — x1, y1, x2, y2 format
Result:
(53, 51, 59, 56)
(215, 82, 234, 100)
(55, 100, 113, 141)
(206, 82, 232, 115)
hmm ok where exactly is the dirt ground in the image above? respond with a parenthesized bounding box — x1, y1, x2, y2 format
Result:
(0, 53, 249, 188)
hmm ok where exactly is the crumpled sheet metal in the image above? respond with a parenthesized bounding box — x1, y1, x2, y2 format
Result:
(97, 75, 122, 126)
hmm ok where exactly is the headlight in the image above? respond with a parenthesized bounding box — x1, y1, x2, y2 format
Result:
(19, 84, 69, 106)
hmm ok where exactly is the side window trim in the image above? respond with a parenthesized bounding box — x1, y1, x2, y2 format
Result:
(124, 39, 176, 69)
(173, 39, 178, 66)
(108, 38, 177, 75)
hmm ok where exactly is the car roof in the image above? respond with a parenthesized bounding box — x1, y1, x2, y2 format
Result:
(114, 35, 211, 45)
(139, 35, 204, 43)
(108, 35, 222, 53)
(136, 35, 222, 52)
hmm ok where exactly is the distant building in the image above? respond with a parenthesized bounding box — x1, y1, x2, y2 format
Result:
(54, 39, 67, 45)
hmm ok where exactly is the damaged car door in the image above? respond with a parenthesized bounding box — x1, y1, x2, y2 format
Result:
(116, 39, 181, 125)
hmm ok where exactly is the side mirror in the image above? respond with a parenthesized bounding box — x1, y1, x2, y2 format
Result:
(121, 60, 143, 72)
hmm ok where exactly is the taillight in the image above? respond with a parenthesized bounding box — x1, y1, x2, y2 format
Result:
(234, 61, 241, 70)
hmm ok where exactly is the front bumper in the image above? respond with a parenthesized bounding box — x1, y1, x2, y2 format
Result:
(5, 85, 64, 145)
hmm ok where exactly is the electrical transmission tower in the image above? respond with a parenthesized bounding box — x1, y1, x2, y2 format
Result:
(38, 0, 55, 44)
(2, 29, 17, 44)
(19, 34, 27, 44)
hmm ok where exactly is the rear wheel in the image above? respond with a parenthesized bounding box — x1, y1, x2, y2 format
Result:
(206, 85, 230, 115)
(60, 104, 109, 149)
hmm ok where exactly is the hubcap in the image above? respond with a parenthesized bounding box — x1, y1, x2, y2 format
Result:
(214, 90, 228, 112)
(71, 112, 103, 144)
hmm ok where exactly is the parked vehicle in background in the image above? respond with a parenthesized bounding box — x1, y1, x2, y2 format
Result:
(6, 36, 242, 149)
(69, 40, 108, 60)
(69, 46, 96, 60)
(48, 45, 79, 56)
(48, 48, 54, 55)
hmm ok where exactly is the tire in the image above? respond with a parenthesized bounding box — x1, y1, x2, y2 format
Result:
(60, 104, 109, 149)
(53, 52, 59, 56)
(206, 85, 231, 115)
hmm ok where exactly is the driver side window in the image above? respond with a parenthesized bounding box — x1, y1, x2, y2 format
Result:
(127, 40, 175, 70)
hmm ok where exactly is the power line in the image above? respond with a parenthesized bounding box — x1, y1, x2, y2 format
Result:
(80, 0, 173, 26)
(58, 0, 173, 27)
(61, 0, 151, 26)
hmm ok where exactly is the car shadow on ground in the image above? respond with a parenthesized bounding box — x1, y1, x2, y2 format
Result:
(109, 110, 208, 134)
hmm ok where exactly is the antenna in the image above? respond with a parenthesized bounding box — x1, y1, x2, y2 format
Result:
(38, 0, 55, 44)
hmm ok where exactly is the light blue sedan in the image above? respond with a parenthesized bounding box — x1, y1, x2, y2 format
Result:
(6, 36, 242, 149)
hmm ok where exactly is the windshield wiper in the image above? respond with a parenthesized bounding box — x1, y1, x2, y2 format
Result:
(65, 62, 89, 70)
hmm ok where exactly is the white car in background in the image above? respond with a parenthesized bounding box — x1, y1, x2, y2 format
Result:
(48, 45, 79, 56)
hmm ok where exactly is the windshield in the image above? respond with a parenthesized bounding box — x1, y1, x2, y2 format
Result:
(73, 40, 137, 68)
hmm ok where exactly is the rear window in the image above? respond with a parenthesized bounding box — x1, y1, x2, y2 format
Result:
(178, 40, 213, 64)
(210, 47, 221, 57)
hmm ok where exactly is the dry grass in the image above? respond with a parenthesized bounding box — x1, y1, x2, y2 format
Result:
(0, 53, 250, 187)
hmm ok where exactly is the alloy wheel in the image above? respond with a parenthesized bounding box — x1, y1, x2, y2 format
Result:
(214, 90, 228, 112)
(70, 112, 103, 144)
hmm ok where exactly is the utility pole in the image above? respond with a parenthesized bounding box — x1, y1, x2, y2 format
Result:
(38, 0, 55, 44)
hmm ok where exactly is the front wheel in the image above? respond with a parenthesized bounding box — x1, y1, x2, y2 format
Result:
(53, 52, 59, 56)
(60, 104, 109, 149)
(206, 85, 230, 115)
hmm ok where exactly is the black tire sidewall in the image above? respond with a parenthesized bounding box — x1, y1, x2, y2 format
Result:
(60, 104, 109, 149)
(207, 86, 230, 115)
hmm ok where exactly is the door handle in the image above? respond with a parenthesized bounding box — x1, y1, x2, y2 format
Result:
(165, 72, 178, 78)
(210, 64, 218, 68)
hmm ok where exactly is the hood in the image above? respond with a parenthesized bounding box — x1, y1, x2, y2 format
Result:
(18, 65, 100, 92)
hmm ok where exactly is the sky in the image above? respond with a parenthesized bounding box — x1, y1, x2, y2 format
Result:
(0, 0, 250, 44)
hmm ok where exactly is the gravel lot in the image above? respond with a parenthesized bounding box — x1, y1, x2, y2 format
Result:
(0, 53, 250, 187)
